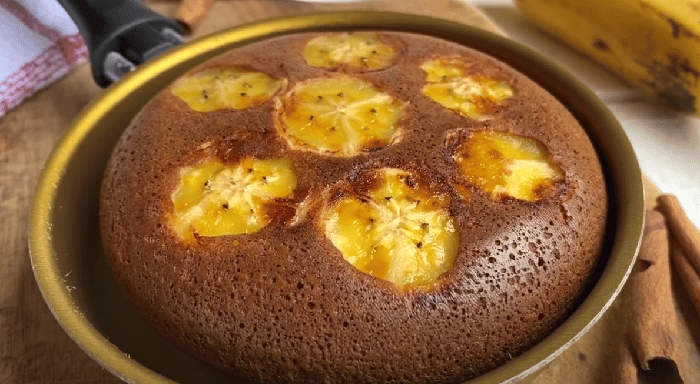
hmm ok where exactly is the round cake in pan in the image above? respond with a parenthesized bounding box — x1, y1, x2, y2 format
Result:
(100, 31, 607, 383)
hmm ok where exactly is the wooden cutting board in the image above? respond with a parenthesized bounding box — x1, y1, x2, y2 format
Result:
(1, 1, 698, 383)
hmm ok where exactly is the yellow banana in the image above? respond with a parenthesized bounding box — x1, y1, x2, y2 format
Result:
(515, 0, 700, 112)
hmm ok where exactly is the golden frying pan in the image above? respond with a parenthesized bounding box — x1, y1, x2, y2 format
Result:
(28, 2, 644, 383)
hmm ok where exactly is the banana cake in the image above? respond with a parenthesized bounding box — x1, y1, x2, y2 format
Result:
(100, 31, 608, 383)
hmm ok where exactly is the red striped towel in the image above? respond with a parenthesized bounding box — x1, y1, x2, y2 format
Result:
(0, 0, 87, 118)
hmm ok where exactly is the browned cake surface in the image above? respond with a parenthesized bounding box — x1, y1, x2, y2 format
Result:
(100, 31, 607, 383)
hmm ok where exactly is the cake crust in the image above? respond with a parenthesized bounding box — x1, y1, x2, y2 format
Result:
(100, 31, 607, 383)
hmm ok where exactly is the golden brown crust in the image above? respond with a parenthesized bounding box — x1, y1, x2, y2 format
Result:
(100, 31, 607, 383)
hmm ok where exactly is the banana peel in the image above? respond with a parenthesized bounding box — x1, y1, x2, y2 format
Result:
(515, 0, 700, 112)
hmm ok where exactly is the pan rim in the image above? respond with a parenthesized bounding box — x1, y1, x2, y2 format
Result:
(29, 11, 644, 384)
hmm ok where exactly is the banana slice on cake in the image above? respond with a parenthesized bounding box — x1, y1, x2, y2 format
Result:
(303, 32, 397, 70)
(453, 131, 564, 202)
(171, 68, 284, 112)
(421, 58, 513, 120)
(322, 168, 458, 288)
(277, 76, 407, 157)
(170, 157, 297, 241)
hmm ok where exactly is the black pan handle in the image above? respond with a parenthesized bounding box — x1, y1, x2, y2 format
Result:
(57, 0, 183, 87)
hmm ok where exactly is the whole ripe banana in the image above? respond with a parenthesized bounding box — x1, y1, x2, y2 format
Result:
(514, 0, 700, 112)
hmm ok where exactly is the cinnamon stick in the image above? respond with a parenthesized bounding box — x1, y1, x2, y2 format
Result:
(174, 0, 216, 35)
(658, 194, 700, 321)
(657, 194, 700, 276)
(670, 236, 700, 320)
(619, 209, 685, 383)
(613, 339, 638, 384)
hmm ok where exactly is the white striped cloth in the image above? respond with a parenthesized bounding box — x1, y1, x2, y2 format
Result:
(0, 0, 87, 118)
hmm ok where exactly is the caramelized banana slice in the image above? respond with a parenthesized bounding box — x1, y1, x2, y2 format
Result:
(322, 168, 458, 288)
(278, 76, 407, 157)
(421, 58, 513, 120)
(303, 32, 397, 70)
(171, 157, 297, 241)
(171, 68, 284, 112)
(454, 131, 564, 201)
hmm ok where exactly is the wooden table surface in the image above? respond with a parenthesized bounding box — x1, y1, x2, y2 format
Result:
(1, 1, 699, 383)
